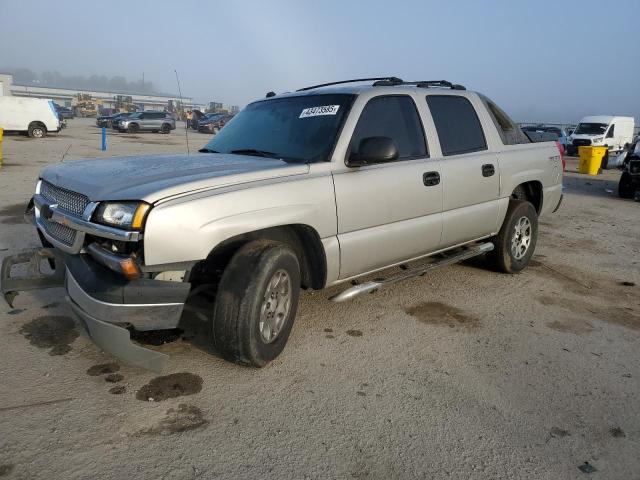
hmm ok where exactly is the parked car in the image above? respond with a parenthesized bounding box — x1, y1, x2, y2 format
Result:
(97, 112, 134, 128)
(115, 111, 175, 133)
(618, 148, 640, 199)
(525, 125, 571, 150)
(198, 113, 234, 134)
(566, 116, 635, 156)
(0, 97, 62, 138)
(54, 104, 75, 120)
(189, 109, 206, 129)
(1, 77, 563, 372)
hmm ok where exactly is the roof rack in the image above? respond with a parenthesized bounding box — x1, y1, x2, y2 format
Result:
(296, 77, 403, 92)
(293, 77, 466, 93)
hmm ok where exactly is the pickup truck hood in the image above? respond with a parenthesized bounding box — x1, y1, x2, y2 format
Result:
(41, 153, 309, 203)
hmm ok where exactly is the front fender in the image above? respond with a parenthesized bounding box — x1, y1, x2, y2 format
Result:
(143, 175, 337, 266)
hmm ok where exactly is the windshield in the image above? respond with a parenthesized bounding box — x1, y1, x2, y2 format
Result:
(574, 122, 608, 135)
(128, 112, 142, 119)
(202, 94, 355, 163)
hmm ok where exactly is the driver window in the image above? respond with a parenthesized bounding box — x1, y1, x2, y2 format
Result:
(350, 95, 428, 161)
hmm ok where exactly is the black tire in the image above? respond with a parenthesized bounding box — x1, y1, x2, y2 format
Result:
(618, 172, 634, 199)
(487, 200, 538, 273)
(160, 123, 171, 134)
(127, 123, 139, 134)
(28, 122, 46, 138)
(212, 240, 301, 367)
(601, 150, 609, 170)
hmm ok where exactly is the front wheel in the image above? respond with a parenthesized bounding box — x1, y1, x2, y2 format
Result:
(211, 240, 301, 367)
(487, 200, 538, 273)
(127, 123, 139, 134)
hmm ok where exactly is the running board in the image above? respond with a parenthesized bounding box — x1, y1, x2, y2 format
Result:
(329, 242, 494, 303)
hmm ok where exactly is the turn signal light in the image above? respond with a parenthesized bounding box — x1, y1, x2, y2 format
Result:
(119, 258, 141, 280)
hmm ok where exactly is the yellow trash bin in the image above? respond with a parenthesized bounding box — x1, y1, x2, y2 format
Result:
(578, 146, 607, 175)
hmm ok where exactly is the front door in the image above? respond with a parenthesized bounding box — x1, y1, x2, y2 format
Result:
(333, 95, 443, 279)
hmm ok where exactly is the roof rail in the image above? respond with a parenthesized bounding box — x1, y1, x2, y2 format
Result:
(407, 80, 466, 90)
(296, 77, 403, 92)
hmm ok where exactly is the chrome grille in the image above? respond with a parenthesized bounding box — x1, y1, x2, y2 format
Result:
(41, 217, 77, 246)
(40, 181, 89, 216)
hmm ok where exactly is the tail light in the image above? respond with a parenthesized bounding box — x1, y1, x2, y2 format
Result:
(555, 141, 565, 171)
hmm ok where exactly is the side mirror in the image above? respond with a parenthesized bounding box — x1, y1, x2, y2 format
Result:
(348, 136, 399, 167)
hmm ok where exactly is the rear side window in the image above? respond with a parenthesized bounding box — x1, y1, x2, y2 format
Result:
(426, 95, 487, 156)
(350, 95, 427, 160)
(479, 94, 530, 145)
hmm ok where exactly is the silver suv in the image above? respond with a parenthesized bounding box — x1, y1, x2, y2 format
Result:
(116, 111, 176, 134)
(2, 77, 563, 372)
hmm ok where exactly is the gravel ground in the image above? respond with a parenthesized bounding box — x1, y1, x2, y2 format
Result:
(0, 119, 638, 479)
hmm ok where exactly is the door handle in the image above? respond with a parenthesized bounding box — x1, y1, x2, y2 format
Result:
(481, 164, 495, 177)
(423, 171, 440, 186)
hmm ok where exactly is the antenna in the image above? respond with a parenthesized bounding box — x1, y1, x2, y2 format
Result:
(174, 70, 190, 155)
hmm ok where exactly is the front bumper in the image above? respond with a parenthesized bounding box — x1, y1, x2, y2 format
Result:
(1, 248, 191, 372)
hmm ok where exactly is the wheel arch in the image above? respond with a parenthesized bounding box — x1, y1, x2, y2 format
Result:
(192, 224, 327, 290)
(511, 180, 543, 213)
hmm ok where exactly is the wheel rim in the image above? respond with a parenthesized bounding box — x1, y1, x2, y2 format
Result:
(33, 128, 44, 138)
(259, 269, 292, 343)
(511, 216, 532, 260)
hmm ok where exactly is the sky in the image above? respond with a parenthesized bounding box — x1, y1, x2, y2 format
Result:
(1, 0, 639, 123)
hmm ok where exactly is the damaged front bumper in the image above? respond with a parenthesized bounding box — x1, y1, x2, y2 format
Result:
(1, 248, 190, 372)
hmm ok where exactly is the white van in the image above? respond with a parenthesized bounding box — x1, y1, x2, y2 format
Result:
(0, 97, 61, 138)
(567, 115, 635, 155)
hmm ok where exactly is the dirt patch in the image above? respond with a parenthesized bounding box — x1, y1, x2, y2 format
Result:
(346, 329, 363, 337)
(538, 295, 640, 331)
(42, 302, 60, 309)
(550, 427, 570, 438)
(406, 302, 479, 329)
(105, 373, 124, 383)
(137, 404, 208, 436)
(109, 385, 126, 395)
(546, 319, 594, 335)
(0, 464, 14, 477)
(610, 427, 625, 438)
(19, 316, 78, 355)
(130, 328, 184, 346)
(86, 363, 120, 376)
(0, 202, 27, 224)
(136, 373, 203, 402)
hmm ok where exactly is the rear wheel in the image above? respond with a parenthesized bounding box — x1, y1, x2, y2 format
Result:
(487, 200, 538, 273)
(28, 123, 46, 138)
(160, 123, 171, 134)
(618, 172, 634, 199)
(211, 240, 301, 367)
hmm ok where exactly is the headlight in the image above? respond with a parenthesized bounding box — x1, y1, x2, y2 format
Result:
(592, 137, 603, 143)
(93, 202, 150, 230)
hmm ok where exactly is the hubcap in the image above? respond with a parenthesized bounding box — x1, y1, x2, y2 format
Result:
(511, 216, 532, 260)
(259, 269, 292, 343)
(33, 128, 44, 138)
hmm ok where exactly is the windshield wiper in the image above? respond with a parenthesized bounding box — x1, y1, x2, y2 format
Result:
(230, 149, 280, 159)
(199, 147, 220, 153)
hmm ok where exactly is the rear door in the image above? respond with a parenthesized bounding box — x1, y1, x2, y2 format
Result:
(425, 94, 500, 248)
(333, 94, 443, 279)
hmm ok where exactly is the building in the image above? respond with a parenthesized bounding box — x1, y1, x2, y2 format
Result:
(0, 72, 200, 112)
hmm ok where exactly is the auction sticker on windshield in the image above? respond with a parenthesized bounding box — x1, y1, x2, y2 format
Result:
(299, 105, 340, 118)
